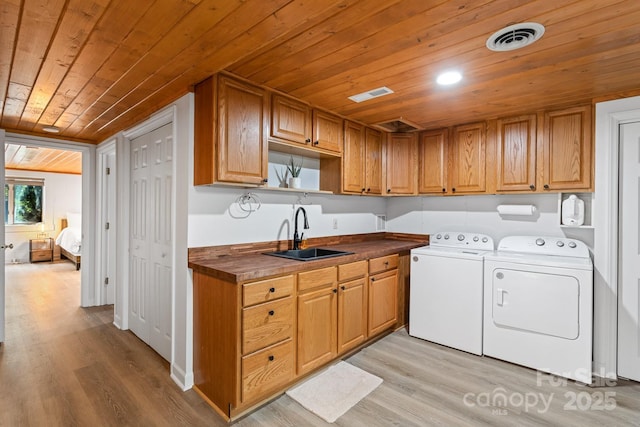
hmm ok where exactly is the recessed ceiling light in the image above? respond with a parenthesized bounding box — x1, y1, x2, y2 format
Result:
(436, 71, 462, 86)
(42, 126, 60, 133)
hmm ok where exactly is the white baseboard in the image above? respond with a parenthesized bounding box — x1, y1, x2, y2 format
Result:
(171, 363, 194, 391)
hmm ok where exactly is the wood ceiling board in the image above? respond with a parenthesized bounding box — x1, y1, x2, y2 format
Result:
(3, 0, 640, 142)
(4, 144, 82, 174)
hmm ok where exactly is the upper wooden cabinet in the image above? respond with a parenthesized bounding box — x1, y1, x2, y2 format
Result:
(495, 114, 537, 192)
(270, 93, 342, 154)
(418, 128, 449, 194)
(541, 105, 592, 191)
(342, 121, 383, 194)
(194, 75, 269, 186)
(450, 122, 486, 194)
(386, 133, 417, 195)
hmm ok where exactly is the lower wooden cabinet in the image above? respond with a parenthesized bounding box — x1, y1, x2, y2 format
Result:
(297, 284, 337, 375)
(193, 253, 401, 421)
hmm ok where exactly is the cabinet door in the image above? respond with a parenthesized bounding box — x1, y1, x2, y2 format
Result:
(386, 133, 417, 195)
(418, 128, 448, 194)
(297, 286, 337, 375)
(313, 110, 343, 153)
(217, 75, 269, 184)
(271, 93, 312, 145)
(342, 121, 365, 193)
(496, 115, 537, 192)
(368, 269, 398, 336)
(337, 278, 367, 354)
(450, 122, 486, 194)
(542, 105, 592, 191)
(364, 127, 383, 194)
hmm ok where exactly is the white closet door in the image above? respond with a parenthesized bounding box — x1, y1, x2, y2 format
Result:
(619, 120, 640, 382)
(129, 123, 173, 361)
(0, 130, 5, 343)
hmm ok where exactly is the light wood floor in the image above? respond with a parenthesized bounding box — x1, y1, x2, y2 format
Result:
(2, 262, 639, 426)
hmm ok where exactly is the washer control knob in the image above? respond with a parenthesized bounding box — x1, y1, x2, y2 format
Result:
(556, 241, 565, 247)
(568, 241, 577, 248)
(457, 234, 465, 241)
(535, 238, 545, 246)
(482, 237, 489, 243)
(444, 234, 450, 240)
(436, 234, 442, 240)
(473, 236, 479, 242)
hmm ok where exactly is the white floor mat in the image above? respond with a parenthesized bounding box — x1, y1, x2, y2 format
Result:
(286, 361, 383, 423)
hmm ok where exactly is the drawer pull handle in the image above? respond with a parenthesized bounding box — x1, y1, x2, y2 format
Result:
(268, 355, 275, 361)
(384, 261, 389, 266)
(268, 310, 275, 316)
(269, 287, 276, 293)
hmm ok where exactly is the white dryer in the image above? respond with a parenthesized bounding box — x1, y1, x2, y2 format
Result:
(410, 232, 494, 355)
(483, 236, 593, 384)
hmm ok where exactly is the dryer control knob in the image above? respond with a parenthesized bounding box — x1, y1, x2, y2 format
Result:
(436, 234, 442, 240)
(535, 238, 545, 246)
(444, 234, 450, 240)
(457, 234, 465, 241)
(412, 256, 419, 262)
(568, 241, 577, 248)
(482, 237, 489, 243)
(473, 236, 479, 242)
(556, 241, 565, 247)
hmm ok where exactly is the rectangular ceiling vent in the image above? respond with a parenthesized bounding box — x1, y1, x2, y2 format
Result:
(348, 86, 394, 103)
(373, 117, 423, 133)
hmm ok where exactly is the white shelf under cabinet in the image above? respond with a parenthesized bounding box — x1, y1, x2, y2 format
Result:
(558, 192, 594, 228)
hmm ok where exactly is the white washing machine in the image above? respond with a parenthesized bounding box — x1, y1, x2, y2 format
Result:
(483, 236, 593, 384)
(409, 231, 494, 355)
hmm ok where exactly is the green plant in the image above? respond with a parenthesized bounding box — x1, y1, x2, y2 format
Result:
(287, 156, 303, 178)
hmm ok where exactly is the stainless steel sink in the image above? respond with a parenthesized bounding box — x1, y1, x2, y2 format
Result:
(265, 248, 353, 261)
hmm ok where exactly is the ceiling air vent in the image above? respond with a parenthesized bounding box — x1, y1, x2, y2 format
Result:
(348, 86, 394, 103)
(486, 22, 545, 52)
(373, 117, 423, 133)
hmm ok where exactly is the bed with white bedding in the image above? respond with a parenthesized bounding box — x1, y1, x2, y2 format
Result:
(56, 213, 81, 270)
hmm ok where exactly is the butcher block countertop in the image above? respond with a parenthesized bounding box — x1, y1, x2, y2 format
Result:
(188, 234, 428, 283)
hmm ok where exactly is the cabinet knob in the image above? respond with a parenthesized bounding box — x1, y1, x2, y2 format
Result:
(268, 355, 275, 361)
(452, 188, 456, 192)
(529, 184, 535, 190)
(262, 178, 268, 183)
(332, 288, 337, 293)
(442, 188, 446, 193)
(341, 285, 346, 290)
(367, 188, 371, 192)
(361, 188, 366, 192)
(387, 189, 391, 193)
(305, 138, 311, 144)
(268, 310, 275, 316)
(313, 140, 319, 146)
(269, 287, 275, 293)
(543, 184, 550, 190)
(371, 277, 376, 282)
(384, 261, 389, 266)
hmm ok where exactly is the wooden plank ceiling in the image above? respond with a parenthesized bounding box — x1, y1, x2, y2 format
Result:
(4, 144, 82, 174)
(1, 0, 639, 143)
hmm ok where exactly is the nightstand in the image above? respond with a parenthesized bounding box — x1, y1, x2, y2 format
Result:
(30, 238, 54, 263)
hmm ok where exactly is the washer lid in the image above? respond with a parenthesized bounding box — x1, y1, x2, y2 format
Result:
(412, 245, 491, 260)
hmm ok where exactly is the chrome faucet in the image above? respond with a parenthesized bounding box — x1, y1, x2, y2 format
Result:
(293, 207, 309, 250)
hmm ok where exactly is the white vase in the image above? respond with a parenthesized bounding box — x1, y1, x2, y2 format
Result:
(289, 177, 301, 189)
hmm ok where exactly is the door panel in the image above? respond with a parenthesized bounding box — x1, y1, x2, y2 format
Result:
(129, 123, 173, 361)
(619, 121, 640, 382)
(0, 130, 5, 342)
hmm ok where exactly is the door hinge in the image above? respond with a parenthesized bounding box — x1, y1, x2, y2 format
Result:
(104, 277, 109, 285)
(105, 222, 110, 230)
(106, 167, 111, 175)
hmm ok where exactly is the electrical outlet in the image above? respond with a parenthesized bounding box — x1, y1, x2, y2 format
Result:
(332, 218, 338, 229)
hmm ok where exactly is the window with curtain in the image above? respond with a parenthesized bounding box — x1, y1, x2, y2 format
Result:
(4, 177, 44, 225)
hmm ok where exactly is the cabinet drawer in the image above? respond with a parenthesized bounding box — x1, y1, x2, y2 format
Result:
(31, 250, 52, 262)
(297, 266, 336, 293)
(369, 254, 398, 274)
(242, 339, 294, 403)
(243, 275, 294, 307)
(242, 297, 294, 354)
(338, 260, 367, 282)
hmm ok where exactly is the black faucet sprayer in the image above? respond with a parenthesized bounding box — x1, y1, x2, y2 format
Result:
(293, 207, 309, 250)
